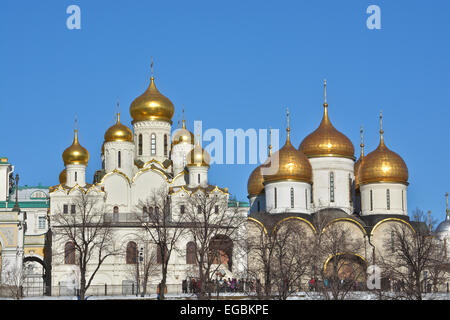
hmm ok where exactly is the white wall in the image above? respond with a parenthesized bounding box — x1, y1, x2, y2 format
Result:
(360, 182, 407, 215)
(265, 181, 311, 214)
(133, 120, 171, 163)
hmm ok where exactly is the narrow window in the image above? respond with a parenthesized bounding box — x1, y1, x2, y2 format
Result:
(330, 172, 335, 203)
(349, 175, 353, 204)
(311, 187, 313, 204)
(118, 151, 121, 168)
(113, 206, 119, 222)
(149, 207, 154, 219)
(198, 205, 202, 214)
(151, 133, 156, 156)
(386, 189, 391, 210)
(74, 171, 77, 182)
(402, 190, 404, 211)
(164, 134, 168, 157)
(126, 241, 137, 264)
(64, 242, 75, 265)
(305, 189, 308, 210)
(180, 205, 185, 214)
(290, 188, 294, 208)
(113, 206, 119, 213)
(157, 244, 168, 264)
(138, 134, 143, 156)
(70, 205, 76, 214)
(274, 187, 277, 209)
(257, 200, 260, 212)
(215, 205, 219, 214)
(63, 204, 68, 214)
(143, 207, 148, 221)
(198, 174, 201, 184)
(391, 231, 395, 253)
(370, 190, 373, 211)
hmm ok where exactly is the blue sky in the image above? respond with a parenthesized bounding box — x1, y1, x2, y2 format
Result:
(1, 1, 449, 225)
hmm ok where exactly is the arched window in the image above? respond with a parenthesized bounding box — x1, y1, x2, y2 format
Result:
(386, 189, 391, 210)
(64, 242, 75, 265)
(290, 188, 294, 209)
(305, 189, 308, 210)
(126, 241, 137, 264)
(329, 172, 335, 203)
(370, 190, 373, 211)
(75, 171, 77, 182)
(113, 206, 119, 222)
(138, 134, 143, 156)
(143, 207, 148, 221)
(402, 190, 404, 211)
(118, 151, 121, 168)
(257, 200, 260, 212)
(151, 133, 156, 156)
(164, 134, 168, 157)
(198, 174, 201, 184)
(113, 206, 119, 213)
(186, 242, 197, 264)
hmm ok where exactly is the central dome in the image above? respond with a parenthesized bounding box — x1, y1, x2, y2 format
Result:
(129, 77, 174, 123)
(299, 102, 355, 159)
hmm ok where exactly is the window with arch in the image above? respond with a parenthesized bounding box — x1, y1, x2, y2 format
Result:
(164, 134, 168, 157)
(402, 190, 404, 211)
(290, 188, 294, 208)
(386, 189, 391, 210)
(305, 189, 308, 210)
(113, 206, 119, 222)
(126, 241, 137, 264)
(138, 134, 143, 155)
(118, 151, 121, 168)
(143, 207, 148, 221)
(370, 190, 373, 211)
(75, 171, 77, 182)
(329, 172, 335, 202)
(257, 200, 260, 212)
(151, 133, 156, 156)
(198, 174, 201, 184)
(186, 242, 197, 264)
(349, 175, 353, 204)
(64, 242, 75, 265)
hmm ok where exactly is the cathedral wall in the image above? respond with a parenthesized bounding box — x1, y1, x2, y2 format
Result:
(360, 183, 407, 215)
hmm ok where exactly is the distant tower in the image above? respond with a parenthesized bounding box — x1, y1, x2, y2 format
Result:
(62, 127, 89, 187)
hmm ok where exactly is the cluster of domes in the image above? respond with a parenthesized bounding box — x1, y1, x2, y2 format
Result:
(247, 83, 409, 197)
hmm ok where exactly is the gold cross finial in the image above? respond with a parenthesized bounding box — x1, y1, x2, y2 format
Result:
(360, 125, 364, 158)
(182, 107, 186, 129)
(117, 97, 120, 122)
(74, 114, 78, 132)
(286, 107, 290, 140)
(150, 57, 154, 80)
(268, 127, 272, 157)
(446, 192, 449, 219)
(324, 79, 327, 104)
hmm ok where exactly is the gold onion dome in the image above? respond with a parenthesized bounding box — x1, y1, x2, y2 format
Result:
(129, 76, 174, 123)
(263, 111, 312, 184)
(104, 113, 133, 142)
(187, 138, 211, 167)
(358, 114, 408, 185)
(299, 81, 355, 159)
(247, 165, 265, 196)
(59, 169, 67, 185)
(62, 129, 89, 166)
(172, 119, 194, 146)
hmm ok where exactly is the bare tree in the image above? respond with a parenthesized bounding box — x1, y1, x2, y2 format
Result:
(378, 221, 447, 300)
(135, 187, 187, 300)
(183, 190, 246, 300)
(309, 213, 365, 300)
(1, 260, 24, 299)
(51, 192, 118, 300)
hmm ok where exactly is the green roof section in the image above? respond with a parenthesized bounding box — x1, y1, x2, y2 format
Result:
(0, 201, 49, 209)
(228, 200, 250, 208)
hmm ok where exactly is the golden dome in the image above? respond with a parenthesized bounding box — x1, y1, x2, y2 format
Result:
(359, 118, 408, 185)
(263, 113, 312, 184)
(104, 113, 133, 142)
(62, 130, 89, 166)
(129, 76, 174, 123)
(59, 169, 67, 185)
(187, 139, 210, 167)
(299, 102, 355, 159)
(172, 120, 194, 146)
(247, 165, 265, 196)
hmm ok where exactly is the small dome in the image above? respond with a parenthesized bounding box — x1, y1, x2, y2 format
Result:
(62, 130, 89, 166)
(104, 113, 133, 142)
(247, 165, 265, 197)
(299, 102, 355, 159)
(187, 139, 210, 167)
(172, 120, 194, 146)
(263, 131, 312, 184)
(359, 133, 408, 185)
(129, 77, 174, 123)
(59, 169, 67, 185)
(436, 217, 450, 235)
